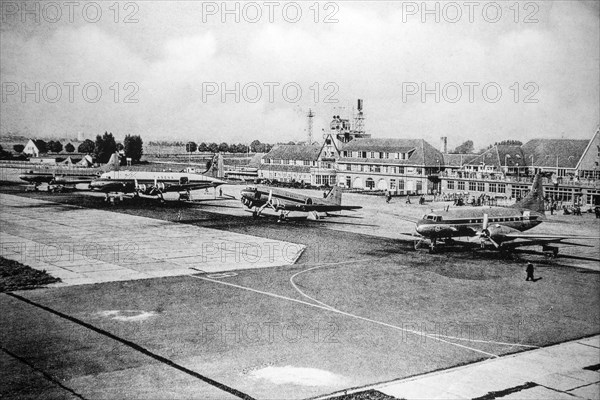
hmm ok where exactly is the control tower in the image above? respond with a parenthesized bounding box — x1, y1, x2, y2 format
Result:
(330, 99, 371, 143)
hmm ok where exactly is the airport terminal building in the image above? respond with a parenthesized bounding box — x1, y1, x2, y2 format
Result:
(336, 138, 443, 194)
(440, 128, 600, 204)
(259, 123, 599, 203)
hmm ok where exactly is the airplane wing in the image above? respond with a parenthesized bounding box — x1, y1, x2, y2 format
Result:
(505, 233, 600, 240)
(164, 182, 222, 192)
(274, 204, 361, 212)
(503, 233, 599, 248)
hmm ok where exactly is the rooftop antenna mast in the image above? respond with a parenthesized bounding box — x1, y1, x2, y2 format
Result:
(307, 108, 314, 145)
(354, 99, 365, 134)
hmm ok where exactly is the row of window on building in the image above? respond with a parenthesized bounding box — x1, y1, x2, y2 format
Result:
(341, 164, 424, 175)
(341, 151, 414, 160)
(446, 180, 600, 203)
(447, 180, 507, 193)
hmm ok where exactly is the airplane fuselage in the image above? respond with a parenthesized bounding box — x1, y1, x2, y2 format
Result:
(240, 186, 323, 210)
(416, 206, 544, 241)
(90, 171, 224, 195)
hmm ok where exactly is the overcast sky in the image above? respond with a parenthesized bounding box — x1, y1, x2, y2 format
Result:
(1, 1, 598, 150)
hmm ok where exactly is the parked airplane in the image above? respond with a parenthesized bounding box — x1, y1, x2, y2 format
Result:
(90, 170, 225, 201)
(18, 153, 120, 190)
(240, 185, 361, 221)
(414, 173, 598, 255)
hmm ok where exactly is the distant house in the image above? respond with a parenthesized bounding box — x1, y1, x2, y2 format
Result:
(76, 155, 94, 167)
(23, 139, 40, 157)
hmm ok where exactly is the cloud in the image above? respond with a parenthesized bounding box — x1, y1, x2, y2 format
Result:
(1, 1, 598, 148)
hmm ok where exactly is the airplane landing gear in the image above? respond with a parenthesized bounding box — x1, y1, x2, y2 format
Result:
(277, 212, 287, 223)
(429, 239, 437, 253)
(543, 245, 559, 258)
(178, 191, 191, 201)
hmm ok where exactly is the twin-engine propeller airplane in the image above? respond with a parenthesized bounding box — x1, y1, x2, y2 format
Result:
(19, 171, 97, 189)
(240, 185, 361, 221)
(18, 153, 120, 191)
(414, 173, 599, 255)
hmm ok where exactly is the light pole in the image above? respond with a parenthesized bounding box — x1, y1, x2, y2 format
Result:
(530, 154, 534, 175)
(504, 154, 510, 176)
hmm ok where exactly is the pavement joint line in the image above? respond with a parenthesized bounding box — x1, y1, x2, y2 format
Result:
(535, 383, 580, 397)
(4, 292, 255, 400)
(290, 263, 538, 350)
(565, 380, 600, 393)
(190, 274, 500, 358)
(1, 345, 87, 400)
(577, 341, 600, 349)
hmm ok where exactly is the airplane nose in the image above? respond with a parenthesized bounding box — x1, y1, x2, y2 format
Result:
(89, 181, 102, 189)
(415, 221, 429, 235)
(416, 222, 424, 234)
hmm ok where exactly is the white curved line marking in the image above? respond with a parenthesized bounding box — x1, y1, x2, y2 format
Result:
(191, 274, 499, 358)
(290, 264, 538, 350)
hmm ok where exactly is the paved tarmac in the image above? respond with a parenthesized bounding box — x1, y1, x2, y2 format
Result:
(191, 185, 600, 272)
(0, 193, 304, 286)
(321, 335, 599, 399)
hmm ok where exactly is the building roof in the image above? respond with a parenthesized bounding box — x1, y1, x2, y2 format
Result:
(258, 164, 312, 173)
(340, 138, 444, 166)
(442, 153, 477, 167)
(465, 145, 525, 167)
(262, 144, 321, 161)
(575, 128, 600, 171)
(341, 138, 420, 153)
(247, 153, 265, 168)
(522, 139, 589, 169)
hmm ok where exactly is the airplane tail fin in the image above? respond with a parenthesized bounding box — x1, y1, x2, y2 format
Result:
(325, 185, 343, 205)
(101, 153, 120, 172)
(510, 173, 546, 213)
(203, 153, 225, 178)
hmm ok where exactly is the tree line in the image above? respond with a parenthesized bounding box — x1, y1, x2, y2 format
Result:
(10, 133, 144, 164)
(150, 139, 275, 154)
(183, 140, 273, 154)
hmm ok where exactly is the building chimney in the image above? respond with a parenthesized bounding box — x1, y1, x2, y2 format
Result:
(440, 137, 448, 153)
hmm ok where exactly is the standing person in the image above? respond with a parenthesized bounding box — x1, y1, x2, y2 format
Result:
(386, 191, 392, 204)
(406, 195, 411, 204)
(219, 188, 223, 197)
(526, 262, 535, 281)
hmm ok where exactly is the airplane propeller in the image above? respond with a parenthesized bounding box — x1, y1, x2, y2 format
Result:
(478, 213, 500, 248)
(256, 190, 273, 216)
